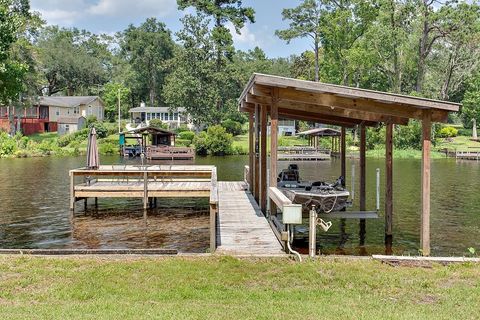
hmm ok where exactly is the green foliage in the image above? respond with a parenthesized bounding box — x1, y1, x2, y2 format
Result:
(0, 131, 17, 156)
(221, 119, 243, 136)
(120, 18, 174, 107)
(461, 74, 480, 127)
(36, 26, 111, 96)
(86, 115, 98, 127)
(438, 126, 458, 138)
(99, 141, 118, 155)
(149, 119, 168, 130)
(102, 82, 131, 121)
(90, 122, 108, 139)
(193, 131, 209, 155)
(179, 131, 195, 142)
(205, 125, 233, 155)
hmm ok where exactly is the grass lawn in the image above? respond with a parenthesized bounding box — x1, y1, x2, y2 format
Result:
(0, 256, 478, 319)
(233, 134, 310, 154)
(436, 135, 480, 151)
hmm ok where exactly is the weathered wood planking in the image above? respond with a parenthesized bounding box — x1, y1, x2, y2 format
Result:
(216, 186, 284, 255)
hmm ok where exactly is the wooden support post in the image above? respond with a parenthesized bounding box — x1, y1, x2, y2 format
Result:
(331, 136, 334, 153)
(421, 110, 431, 256)
(69, 172, 75, 210)
(210, 203, 217, 253)
(259, 104, 268, 213)
(248, 112, 254, 191)
(143, 172, 148, 210)
(94, 197, 98, 208)
(84, 198, 87, 211)
(254, 104, 260, 202)
(341, 127, 346, 186)
(385, 123, 393, 253)
(359, 124, 366, 246)
(270, 91, 279, 215)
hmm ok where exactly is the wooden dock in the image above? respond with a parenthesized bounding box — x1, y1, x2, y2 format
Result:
(277, 146, 331, 161)
(443, 148, 480, 160)
(216, 182, 284, 255)
(69, 165, 284, 255)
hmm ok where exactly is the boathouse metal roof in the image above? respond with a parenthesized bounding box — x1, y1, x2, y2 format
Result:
(238, 73, 460, 127)
(298, 127, 341, 137)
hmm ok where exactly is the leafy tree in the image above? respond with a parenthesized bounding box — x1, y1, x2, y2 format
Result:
(163, 14, 227, 125)
(177, 0, 255, 69)
(102, 82, 131, 121)
(205, 125, 233, 155)
(120, 18, 174, 107)
(36, 26, 111, 96)
(276, 0, 323, 82)
(461, 74, 480, 128)
(221, 119, 243, 136)
(0, 0, 31, 104)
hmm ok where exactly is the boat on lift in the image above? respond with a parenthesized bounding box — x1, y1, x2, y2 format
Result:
(277, 164, 350, 213)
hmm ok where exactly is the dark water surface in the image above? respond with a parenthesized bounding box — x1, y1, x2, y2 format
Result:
(0, 155, 479, 255)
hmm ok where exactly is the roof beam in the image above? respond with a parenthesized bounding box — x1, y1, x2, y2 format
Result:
(245, 92, 408, 125)
(252, 84, 448, 123)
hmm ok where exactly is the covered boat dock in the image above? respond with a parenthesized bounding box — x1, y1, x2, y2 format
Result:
(239, 73, 460, 256)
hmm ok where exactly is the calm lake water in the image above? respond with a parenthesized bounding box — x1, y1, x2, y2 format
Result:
(0, 155, 479, 255)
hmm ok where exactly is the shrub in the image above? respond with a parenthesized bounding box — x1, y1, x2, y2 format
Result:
(149, 119, 168, 130)
(179, 131, 195, 142)
(221, 119, 243, 136)
(438, 126, 458, 138)
(206, 125, 233, 156)
(90, 122, 108, 138)
(0, 132, 16, 156)
(193, 131, 208, 155)
(58, 133, 75, 147)
(176, 124, 190, 133)
(99, 142, 118, 155)
(86, 115, 98, 127)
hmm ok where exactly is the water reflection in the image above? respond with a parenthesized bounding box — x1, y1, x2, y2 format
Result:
(0, 155, 479, 255)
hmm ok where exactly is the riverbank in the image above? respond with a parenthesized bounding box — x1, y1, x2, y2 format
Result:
(0, 256, 478, 319)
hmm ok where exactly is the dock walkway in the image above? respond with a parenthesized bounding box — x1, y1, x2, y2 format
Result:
(216, 182, 284, 255)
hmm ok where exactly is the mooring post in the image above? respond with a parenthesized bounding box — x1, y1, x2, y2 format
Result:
(94, 197, 98, 208)
(69, 171, 75, 211)
(143, 171, 148, 210)
(309, 206, 317, 258)
(210, 203, 217, 253)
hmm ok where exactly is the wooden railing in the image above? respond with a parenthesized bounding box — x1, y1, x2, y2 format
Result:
(145, 146, 195, 160)
(69, 165, 219, 252)
(244, 165, 250, 188)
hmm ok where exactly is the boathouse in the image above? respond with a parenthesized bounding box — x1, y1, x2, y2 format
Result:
(238, 73, 460, 256)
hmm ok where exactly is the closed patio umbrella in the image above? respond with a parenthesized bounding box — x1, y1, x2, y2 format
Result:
(86, 127, 99, 169)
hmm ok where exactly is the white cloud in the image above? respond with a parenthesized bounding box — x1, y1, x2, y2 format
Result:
(227, 23, 259, 47)
(31, 0, 88, 25)
(88, 0, 176, 17)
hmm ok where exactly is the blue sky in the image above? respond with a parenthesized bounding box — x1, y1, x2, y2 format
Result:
(30, 0, 311, 58)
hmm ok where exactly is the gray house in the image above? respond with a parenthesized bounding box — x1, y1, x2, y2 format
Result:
(57, 116, 86, 135)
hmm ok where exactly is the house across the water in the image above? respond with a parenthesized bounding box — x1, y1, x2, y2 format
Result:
(129, 103, 193, 130)
(0, 96, 104, 135)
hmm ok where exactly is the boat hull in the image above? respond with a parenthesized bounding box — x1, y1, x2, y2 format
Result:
(281, 188, 350, 213)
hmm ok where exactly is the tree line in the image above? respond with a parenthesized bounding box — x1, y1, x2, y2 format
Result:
(1, 0, 480, 128)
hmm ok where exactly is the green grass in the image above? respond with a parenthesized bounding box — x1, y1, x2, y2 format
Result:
(436, 135, 480, 151)
(0, 256, 478, 319)
(28, 132, 58, 143)
(232, 134, 310, 155)
(365, 148, 445, 159)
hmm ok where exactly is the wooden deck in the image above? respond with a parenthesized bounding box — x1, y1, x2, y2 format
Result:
(70, 166, 284, 255)
(216, 182, 284, 255)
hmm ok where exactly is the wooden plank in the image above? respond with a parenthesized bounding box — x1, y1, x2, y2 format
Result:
(421, 110, 431, 256)
(359, 124, 366, 246)
(260, 104, 268, 213)
(254, 104, 260, 202)
(70, 172, 75, 210)
(248, 111, 254, 190)
(268, 187, 292, 211)
(210, 203, 217, 253)
(341, 127, 346, 187)
(270, 94, 278, 215)
(217, 189, 283, 255)
(385, 123, 393, 246)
